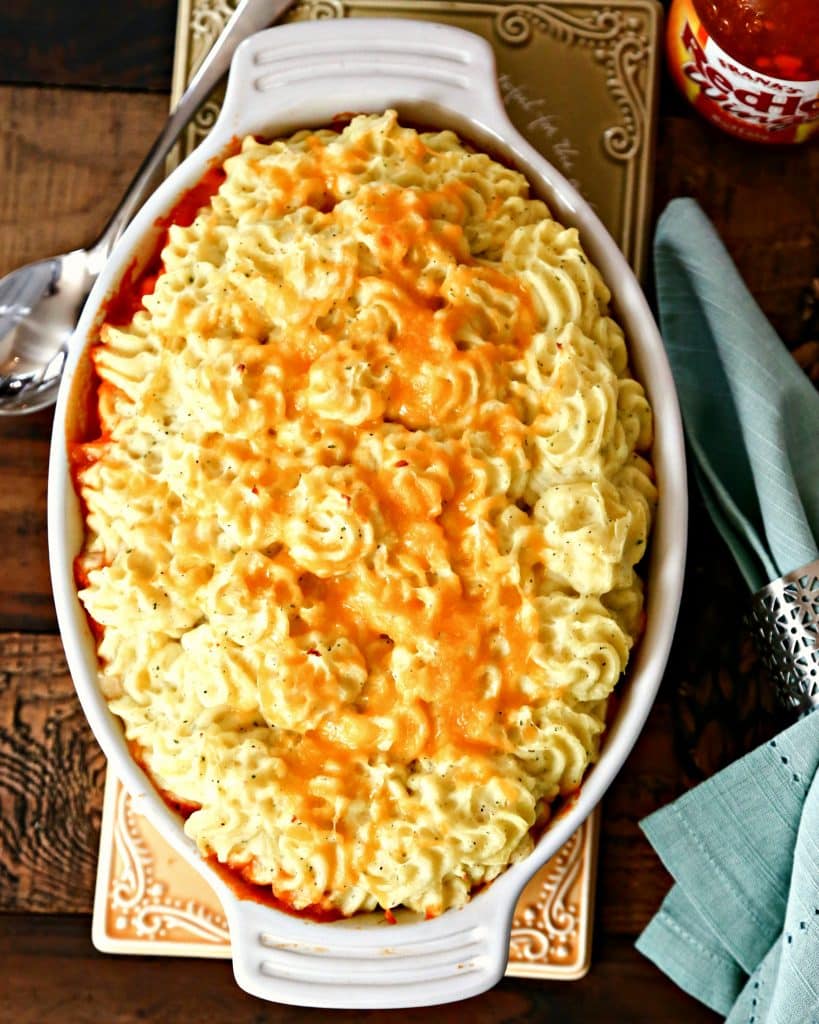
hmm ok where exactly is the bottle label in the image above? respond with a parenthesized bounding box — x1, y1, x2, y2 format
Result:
(668, 0, 819, 143)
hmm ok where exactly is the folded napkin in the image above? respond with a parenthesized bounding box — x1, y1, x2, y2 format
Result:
(636, 710, 819, 1021)
(652, 197, 819, 590)
(636, 198, 819, 1021)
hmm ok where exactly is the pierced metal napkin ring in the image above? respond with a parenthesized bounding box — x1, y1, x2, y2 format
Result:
(748, 559, 819, 713)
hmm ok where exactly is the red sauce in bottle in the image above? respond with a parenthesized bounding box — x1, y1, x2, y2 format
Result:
(666, 0, 819, 142)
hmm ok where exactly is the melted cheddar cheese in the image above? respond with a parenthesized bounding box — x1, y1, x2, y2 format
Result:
(74, 112, 656, 916)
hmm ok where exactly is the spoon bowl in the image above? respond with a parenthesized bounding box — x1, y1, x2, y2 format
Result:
(0, 249, 95, 415)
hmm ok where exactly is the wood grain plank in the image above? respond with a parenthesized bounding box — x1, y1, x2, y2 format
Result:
(0, 85, 168, 278)
(0, 0, 176, 91)
(0, 914, 718, 1023)
(597, 702, 683, 936)
(653, 116, 819, 346)
(0, 85, 168, 631)
(0, 633, 105, 913)
(0, 408, 55, 632)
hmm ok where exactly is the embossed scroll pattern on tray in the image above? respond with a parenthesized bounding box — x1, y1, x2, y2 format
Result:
(510, 822, 593, 972)
(170, 0, 660, 276)
(96, 773, 598, 977)
(107, 780, 229, 945)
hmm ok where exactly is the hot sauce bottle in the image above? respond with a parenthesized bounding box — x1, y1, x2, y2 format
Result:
(666, 0, 819, 143)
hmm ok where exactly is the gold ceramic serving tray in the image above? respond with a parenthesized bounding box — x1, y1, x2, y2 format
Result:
(92, 0, 660, 980)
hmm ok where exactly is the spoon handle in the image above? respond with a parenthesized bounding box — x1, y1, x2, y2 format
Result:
(90, 0, 295, 266)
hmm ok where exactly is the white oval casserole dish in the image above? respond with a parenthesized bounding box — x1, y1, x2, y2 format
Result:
(48, 18, 687, 1010)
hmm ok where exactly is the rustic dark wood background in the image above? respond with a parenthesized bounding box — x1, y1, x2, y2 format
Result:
(1, 1, 817, 1020)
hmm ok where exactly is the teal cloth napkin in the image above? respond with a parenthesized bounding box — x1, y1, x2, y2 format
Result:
(635, 198, 819, 1021)
(652, 197, 819, 590)
(636, 711, 819, 1021)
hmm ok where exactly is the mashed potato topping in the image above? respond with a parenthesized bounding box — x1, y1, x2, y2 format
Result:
(74, 111, 656, 916)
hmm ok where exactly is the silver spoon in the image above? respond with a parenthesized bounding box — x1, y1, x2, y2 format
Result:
(0, 0, 295, 416)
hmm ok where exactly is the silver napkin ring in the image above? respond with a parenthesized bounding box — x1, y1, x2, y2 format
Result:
(748, 559, 819, 713)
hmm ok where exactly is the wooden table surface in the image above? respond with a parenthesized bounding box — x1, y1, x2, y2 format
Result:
(1, 2, 817, 1020)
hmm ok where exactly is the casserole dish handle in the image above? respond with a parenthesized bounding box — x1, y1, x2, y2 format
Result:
(216, 17, 512, 144)
(223, 885, 514, 1009)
